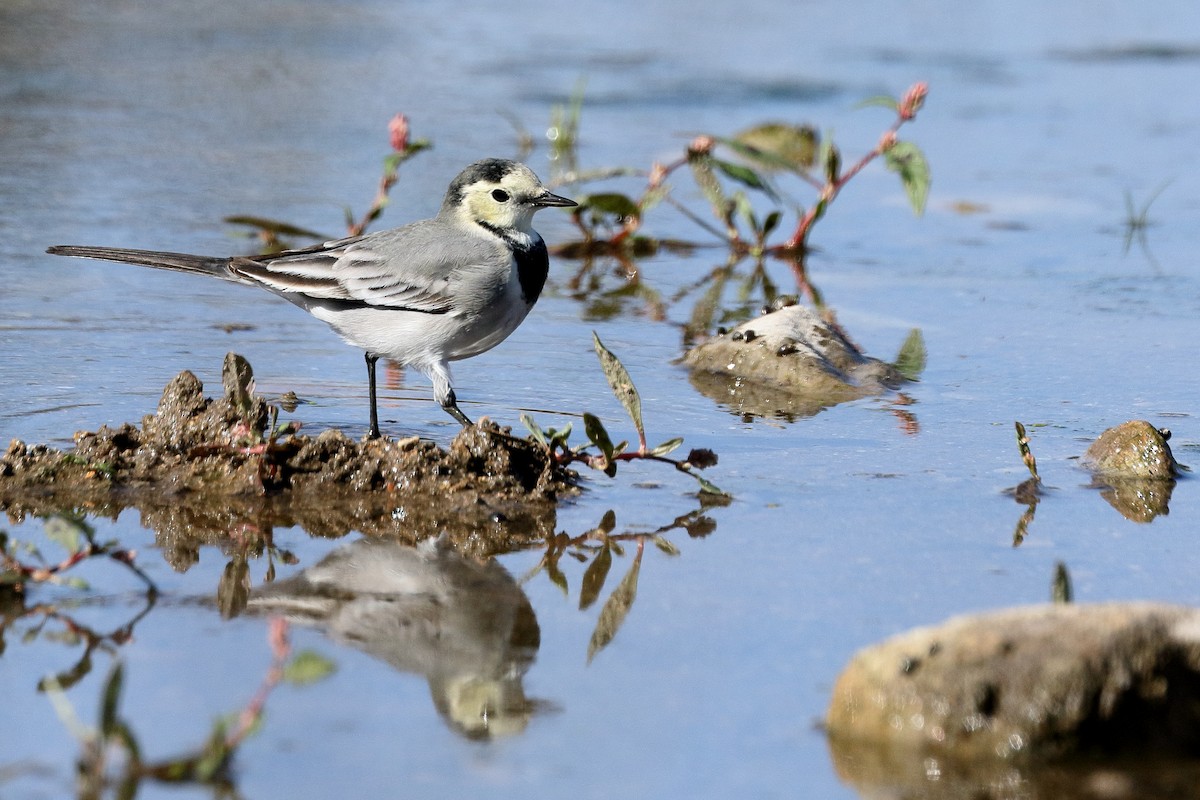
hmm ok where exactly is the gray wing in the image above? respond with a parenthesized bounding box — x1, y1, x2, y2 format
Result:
(232, 220, 497, 314)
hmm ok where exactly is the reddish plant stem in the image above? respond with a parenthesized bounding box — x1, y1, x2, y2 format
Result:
(780, 81, 927, 253)
(225, 618, 291, 749)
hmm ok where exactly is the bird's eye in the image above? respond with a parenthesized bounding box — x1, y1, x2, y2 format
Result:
(491, 189, 510, 202)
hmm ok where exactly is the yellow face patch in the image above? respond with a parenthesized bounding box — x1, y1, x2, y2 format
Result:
(458, 166, 546, 232)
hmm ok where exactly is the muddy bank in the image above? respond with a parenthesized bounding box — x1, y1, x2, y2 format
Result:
(0, 355, 575, 553)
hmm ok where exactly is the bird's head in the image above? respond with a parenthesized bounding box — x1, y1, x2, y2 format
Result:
(442, 159, 575, 234)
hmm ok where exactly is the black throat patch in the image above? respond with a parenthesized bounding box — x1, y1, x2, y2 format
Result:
(477, 222, 550, 304)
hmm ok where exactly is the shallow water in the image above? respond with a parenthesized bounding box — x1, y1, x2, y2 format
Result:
(4, 1, 1200, 797)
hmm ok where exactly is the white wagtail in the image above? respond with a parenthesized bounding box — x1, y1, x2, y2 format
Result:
(48, 158, 576, 438)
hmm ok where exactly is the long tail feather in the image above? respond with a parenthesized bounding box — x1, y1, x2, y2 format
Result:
(46, 245, 232, 279)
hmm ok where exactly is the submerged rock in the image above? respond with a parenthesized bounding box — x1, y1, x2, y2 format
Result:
(682, 305, 906, 419)
(826, 602, 1200, 761)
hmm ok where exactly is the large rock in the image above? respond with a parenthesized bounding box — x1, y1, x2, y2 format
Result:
(1080, 421, 1179, 523)
(682, 305, 905, 419)
(827, 603, 1200, 761)
(1081, 420, 1178, 480)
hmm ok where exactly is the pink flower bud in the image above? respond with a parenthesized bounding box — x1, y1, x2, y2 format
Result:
(688, 135, 716, 155)
(388, 114, 410, 153)
(649, 161, 667, 187)
(878, 130, 898, 151)
(899, 82, 928, 121)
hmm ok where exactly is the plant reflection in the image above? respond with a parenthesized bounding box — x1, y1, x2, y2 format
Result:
(0, 515, 158, 693)
(1006, 477, 1043, 547)
(42, 619, 331, 800)
(519, 502, 725, 663)
(3, 493, 724, 755)
(0, 590, 155, 694)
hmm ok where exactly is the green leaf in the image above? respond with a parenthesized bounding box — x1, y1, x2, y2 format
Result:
(761, 210, 782, 238)
(1015, 421, 1040, 481)
(217, 558, 250, 620)
(639, 185, 668, 215)
(811, 195, 828, 224)
(44, 515, 88, 554)
(583, 413, 615, 462)
(111, 719, 142, 765)
(283, 650, 336, 685)
(547, 558, 569, 596)
(649, 437, 684, 457)
(100, 662, 124, 738)
(548, 423, 574, 450)
(718, 135, 778, 165)
(726, 124, 818, 172)
(893, 328, 927, 380)
(687, 152, 726, 209)
(596, 509, 617, 535)
(592, 332, 644, 446)
(521, 414, 548, 448)
(192, 726, 232, 782)
(732, 191, 757, 231)
(652, 535, 680, 556)
(383, 141, 431, 174)
(856, 95, 901, 112)
(222, 215, 328, 240)
(695, 474, 728, 497)
(37, 651, 93, 693)
(1052, 561, 1073, 604)
(578, 544, 613, 611)
(712, 158, 778, 201)
(884, 140, 930, 216)
(587, 554, 641, 664)
(581, 192, 641, 221)
(821, 141, 841, 184)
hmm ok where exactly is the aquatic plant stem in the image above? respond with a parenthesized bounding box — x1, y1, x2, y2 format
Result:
(779, 82, 928, 253)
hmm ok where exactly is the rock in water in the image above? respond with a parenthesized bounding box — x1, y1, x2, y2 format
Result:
(1081, 420, 1178, 480)
(827, 602, 1200, 760)
(683, 305, 905, 419)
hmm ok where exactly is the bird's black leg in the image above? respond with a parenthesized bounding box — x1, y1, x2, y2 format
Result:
(364, 352, 381, 439)
(441, 388, 474, 427)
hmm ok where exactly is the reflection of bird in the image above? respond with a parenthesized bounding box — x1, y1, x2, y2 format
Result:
(248, 536, 542, 739)
(47, 159, 576, 437)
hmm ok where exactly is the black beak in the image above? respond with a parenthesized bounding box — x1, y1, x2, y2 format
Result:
(532, 190, 577, 208)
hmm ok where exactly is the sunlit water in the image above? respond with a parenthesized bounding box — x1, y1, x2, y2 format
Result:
(4, 1, 1200, 797)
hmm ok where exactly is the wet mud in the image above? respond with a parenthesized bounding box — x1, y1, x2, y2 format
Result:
(0, 355, 576, 554)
